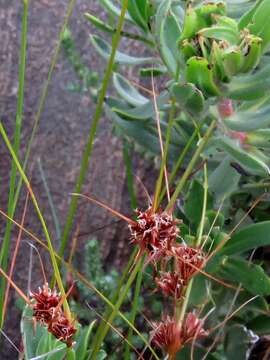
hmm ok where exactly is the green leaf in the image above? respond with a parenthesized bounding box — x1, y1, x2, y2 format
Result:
(224, 325, 256, 360)
(221, 221, 270, 255)
(90, 35, 158, 65)
(213, 137, 270, 176)
(74, 321, 96, 360)
(208, 156, 240, 199)
(171, 82, 204, 114)
(36, 332, 50, 356)
(127, 0, 148, 31)
(112, 91, 170, 120)
(84, 13, 114, 34)
(218, 257, 270, 296)
(247, 315, 270, 335)
(156, 0, 182, 75)
(246, 129, 270, 148)
(199, 26, 240, 44)
(238, 0, 264, 29)
(227, 63, 270, 100)
(113, 73, 148, 107)
(224, 104, 270, 131)
(247, 0, 270, 51)
(184, 179, 213, 227)
(106, 106, 180, 159)
(185, 57, 220, 97)
(21, 306, 46, 359)
(100, 0, 133, 22)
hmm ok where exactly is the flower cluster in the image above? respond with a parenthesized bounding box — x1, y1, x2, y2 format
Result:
(129, 206, 207, 359)
(151, 313, 208, 358)
(31, 283, 76, 347)
(129, 206, 180, 263)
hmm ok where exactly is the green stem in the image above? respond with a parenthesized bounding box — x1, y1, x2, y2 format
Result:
(122, 140, 137, 210)
(59, 0, 129, 261)
(124, 259, 143, 360)
(0, 123, 71, 320)
(153, 98, 176, 211)
(91, 249, 137, 350)
(159, 123, 203, 204)
(90, 261, 145, 360)
(0, 0, 28, 326)
(196, 164, 208, 246)
(0, 0, 77, 325)
(166, 120, 216, 211)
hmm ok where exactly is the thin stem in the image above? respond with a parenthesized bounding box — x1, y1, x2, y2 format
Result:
(159, 123, 203, 204)
(196, 163, 208, 246)
(166, 120, 216, 211)
(0, 0, 28, 325)
(59, 0, 129, 261)
(90, 261, 152, 360)
(0, 123, 71, 320)
(122, 140, 137, 210)
(153, 98, 176, 210)
(0, 0, 77, 325)
(124, 258, 143, 360)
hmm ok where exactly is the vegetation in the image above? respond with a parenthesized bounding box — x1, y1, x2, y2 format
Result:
(2, 0, 270, 359)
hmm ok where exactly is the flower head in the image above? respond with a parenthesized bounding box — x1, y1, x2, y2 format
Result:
(155, 272, 183, 299)
(182, 312, 208, 343)
(31, 283, 77, 347)
(129, 207, 180, 263)
(31, 283, 61, 324)
(151, 316, 182, 359)
(48, 315, 77, 347)
(172, 245, 205, 284)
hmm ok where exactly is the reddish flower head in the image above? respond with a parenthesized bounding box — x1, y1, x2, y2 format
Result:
(31, 283, 77, 347)
(151, 316, 182, 359)
(48, 315, 77, 347)
(129, 207, 180, 263)
(31, 283, 61, 324)
(155, 272, 183, 300)
(182, 312, 208, 343)
(172, 245, 205, 284)
(151, 313, 208, 358)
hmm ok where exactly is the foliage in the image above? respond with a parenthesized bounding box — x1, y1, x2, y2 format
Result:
(1, 1, 270, 360)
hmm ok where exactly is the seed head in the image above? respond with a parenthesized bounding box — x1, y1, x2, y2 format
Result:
(172, 245, 205, 284)
(155, 272, 183, 300)
(48, 315, 77, 347)
(129, 207, 180, 263)
(31, 283, 61, 324)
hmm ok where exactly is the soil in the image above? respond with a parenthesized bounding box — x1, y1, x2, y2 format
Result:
(0, 1, 155, 358)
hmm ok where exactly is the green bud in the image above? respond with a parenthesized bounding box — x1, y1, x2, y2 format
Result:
(180, 5, 207, 40)
(210, 41, 228, 82)
(197, 2, 227, 25)
(180, 39, 197, 61)
(223, 46, 244, 77)
(185, 56, 220, 97)
(240, 35, 262, 73)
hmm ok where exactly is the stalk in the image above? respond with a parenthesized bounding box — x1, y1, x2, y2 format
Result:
(0, 124, 71, 320)
(166, 120, 216, 211)
(0, 0, 77, 325)
(59, 0, 129, 260)
(0, 0, 28, 326)
(124, 258, 143, 360)
(89, 261, 143, 360)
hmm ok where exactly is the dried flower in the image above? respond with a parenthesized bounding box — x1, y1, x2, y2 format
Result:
(155, 272, 183, 299)
(151, 313, 208, 359)
(48, 315, 77, 347)
(31, 283, 61, 325)
(182, 312, 208, 343)
(151, 316, 182, 359)
(172, 245, 205, 284)
(31, 283, 77, 347)
(129, 207, 180, 263)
